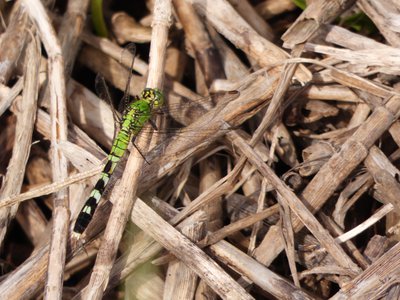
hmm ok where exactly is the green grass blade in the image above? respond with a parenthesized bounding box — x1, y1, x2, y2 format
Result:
(91, 0, 108, 37)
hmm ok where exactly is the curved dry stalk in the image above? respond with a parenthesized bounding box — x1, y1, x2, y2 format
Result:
(111, 12, 152, 44)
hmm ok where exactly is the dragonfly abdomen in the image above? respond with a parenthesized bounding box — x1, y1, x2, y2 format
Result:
(73, 127, 132, 234)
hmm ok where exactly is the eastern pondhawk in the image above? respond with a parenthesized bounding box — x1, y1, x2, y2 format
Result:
(72, 86, 164, 236)
(72, 46, 237, 238)
(72, 42, 167, 237)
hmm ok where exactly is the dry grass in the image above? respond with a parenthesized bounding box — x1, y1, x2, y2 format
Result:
(0, 0, 399, 299)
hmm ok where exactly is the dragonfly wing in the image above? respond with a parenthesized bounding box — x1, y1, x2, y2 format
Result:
(95, 74, 122, 122)
(119, 43, 137, 113)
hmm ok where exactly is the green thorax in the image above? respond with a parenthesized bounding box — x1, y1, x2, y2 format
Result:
(121, 88, 164, 135)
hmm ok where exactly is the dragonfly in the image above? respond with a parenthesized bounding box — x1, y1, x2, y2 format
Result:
(72, 41, 165, 239)
(71, 86, 239, 238)
(71, 46, 238, 238)
(72, 86, 164, 237)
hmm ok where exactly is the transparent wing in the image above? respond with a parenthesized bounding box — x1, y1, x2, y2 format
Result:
(120, 43, 137, 114)
(129, 90, 241, 160)
(147, 90, 240, 134)
(95, 74, 121, 123)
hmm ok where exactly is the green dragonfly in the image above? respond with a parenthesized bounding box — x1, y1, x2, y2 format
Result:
(72, 42, 167, 237)
(71, 45, 238, 238)
(72, 84, 164, 237)
(71, 84, 239, 238)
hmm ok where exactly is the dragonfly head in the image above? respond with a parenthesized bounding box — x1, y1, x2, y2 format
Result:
(141, 88, 164, 109)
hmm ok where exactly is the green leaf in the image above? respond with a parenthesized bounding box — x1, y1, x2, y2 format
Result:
(341, 12, 377, 34)
(292, 0, 307, 10)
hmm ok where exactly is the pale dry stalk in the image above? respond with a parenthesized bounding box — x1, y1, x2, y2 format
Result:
(0, 77, 24, 117)
(227, 0, 274, 40)
(358, 0, 400, 47)
(0, 0, 29, 84)
(58, 0, 91, 74)
(209, 240, 314, 300)
(281, 0, 357, 48)
(105, 203, 207, 294)
(163, 213, 206, 299)
(111, 12, 152, 44)
(195, 157, 223, 299)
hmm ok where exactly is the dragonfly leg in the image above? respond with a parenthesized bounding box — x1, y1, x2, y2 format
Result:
(149, 119, 158, 131)
(131, 136, 150, 164)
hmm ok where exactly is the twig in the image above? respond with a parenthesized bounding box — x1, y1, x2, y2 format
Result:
(209, 240, 314, 300)
(335, 203, 394, 244)
(0, 166, 102, 210)
(198, 204, 279, 248)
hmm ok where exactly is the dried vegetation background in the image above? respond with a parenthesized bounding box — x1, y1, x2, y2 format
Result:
(0, 0, 399, 299)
